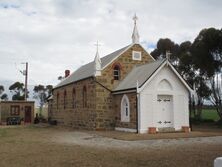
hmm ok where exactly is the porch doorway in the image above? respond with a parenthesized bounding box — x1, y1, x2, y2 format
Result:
(157, 95, 173, 127)
(24, 106, 32, 123)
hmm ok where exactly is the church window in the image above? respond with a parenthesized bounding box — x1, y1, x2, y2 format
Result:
(113, 65, 120, 80)
(64, 90, 67, 109)
(132, 51, 141, 60)
(121, 94, 130, 122)
(57, 92, 59, 110)
(83, 86, 87, 108)
(72, 88, 76, 108)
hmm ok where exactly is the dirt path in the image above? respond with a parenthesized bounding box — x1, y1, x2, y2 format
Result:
(52, 131, 222, 149)
(1, 126, 222, 167)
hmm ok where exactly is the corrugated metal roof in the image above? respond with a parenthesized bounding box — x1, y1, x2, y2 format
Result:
(54, 44, 131, 88)
(113, 59, 166, 92)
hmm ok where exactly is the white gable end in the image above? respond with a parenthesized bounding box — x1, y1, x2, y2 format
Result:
(138, 64, 190, 133)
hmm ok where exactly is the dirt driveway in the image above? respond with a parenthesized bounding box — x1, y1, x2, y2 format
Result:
(0, 125, 222, 167)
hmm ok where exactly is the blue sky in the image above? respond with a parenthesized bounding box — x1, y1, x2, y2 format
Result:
(0, 0, 221, 89)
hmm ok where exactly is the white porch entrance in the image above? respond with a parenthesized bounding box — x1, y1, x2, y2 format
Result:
(157, 95, 173, 127)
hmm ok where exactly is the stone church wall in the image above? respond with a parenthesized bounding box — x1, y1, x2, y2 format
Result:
(114, 93, 137, 129)
(96, 44, 154, 90)
(51, 77, 97, 130)
(50, 44, 154, 130)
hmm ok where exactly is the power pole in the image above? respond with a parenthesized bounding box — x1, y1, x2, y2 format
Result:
(24, 62, 28, 101)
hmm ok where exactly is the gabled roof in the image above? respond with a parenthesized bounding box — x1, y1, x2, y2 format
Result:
(113, 59, 193, 93)
(113, 59, 165, 92)
(54, 44, 131, 89)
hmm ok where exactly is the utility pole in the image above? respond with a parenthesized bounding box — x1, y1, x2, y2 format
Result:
(24, 62, 28, 101)
(21, 62, 28, 101)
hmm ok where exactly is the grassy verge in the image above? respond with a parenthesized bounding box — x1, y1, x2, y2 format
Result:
(201, 109, 220, 121)
(0, 129, 7, 137)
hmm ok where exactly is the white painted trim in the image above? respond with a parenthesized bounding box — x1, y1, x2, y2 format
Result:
(115, 127, 137, 133)
(132, 51, 142, 60)
(138, 61, 167, 93)
(138, 128, 147, 134)
(137, 92, 141, 133)
(112, 89, 136, 95)
(138, 60, 193, 93)
(102, 43, 155, 70)
(139, 44, 155, 61)
(167, 62, 193, 93)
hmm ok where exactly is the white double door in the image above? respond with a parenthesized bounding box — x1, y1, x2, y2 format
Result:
(157, 95, 173, 127)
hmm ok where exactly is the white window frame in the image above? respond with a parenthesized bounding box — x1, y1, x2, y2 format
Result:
(121, 94, 130, 122)
(132, 51, 142, 61)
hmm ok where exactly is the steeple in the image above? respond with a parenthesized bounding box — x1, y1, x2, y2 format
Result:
(132, 14, 140, 44)
(94, 41, 102, 76)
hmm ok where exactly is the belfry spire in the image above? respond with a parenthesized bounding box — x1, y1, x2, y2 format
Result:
(94, 41, 101, 76)
(132, 14, 140, 44)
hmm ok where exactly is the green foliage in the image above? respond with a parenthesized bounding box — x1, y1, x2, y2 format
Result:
(1, 93, 8, 100)
(151, 27, 222, 120)
(9, 82, 28, 100)
(151, 38, 179, 64)
(191, 28, 222, 77)
(201, 109, 220, 121)
(33, 84, 53, 116)
(0, 85, 4, 95)
(0, 85, 8, 101)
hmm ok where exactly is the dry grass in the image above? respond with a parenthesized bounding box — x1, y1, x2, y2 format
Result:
(0, 125, 222, 167)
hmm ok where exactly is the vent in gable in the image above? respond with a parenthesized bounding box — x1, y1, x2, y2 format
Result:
(132, 51, 141, 60)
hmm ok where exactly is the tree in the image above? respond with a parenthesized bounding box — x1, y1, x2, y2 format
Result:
(151, 38, 213, 120)
(191, 28, 222, 121)
(0, 85, 8, 101)
(9, 82, 27, 100)
(150, 38, 179, 66)
(0, 85, 4, 95)
(1, 93, 8, 100)
(33, 84, 53, 117)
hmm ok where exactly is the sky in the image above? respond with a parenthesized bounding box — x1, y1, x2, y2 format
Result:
(0, 0, 221, 89)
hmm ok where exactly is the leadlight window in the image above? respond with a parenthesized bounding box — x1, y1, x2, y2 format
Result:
(72, 88, 76, 108)
(57, 92, 59, 110)
(121, 94, 130, 122)
(64, 90, 67, 109)
(83, 86, 87, 108)
(113, 65, 120, 80)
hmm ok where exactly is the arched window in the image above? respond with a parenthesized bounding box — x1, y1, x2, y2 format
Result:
(64, 90, 67, 109)
(121, 94, 130, 122)
(113, 65, 120, 80)
(57, 92, 59, 110)
(72, 88, 76, 108)
(83, 86, 87, 108)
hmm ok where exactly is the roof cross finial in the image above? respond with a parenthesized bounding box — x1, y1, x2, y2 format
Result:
(132, 13, 140, 44)
(94, 40, 101, 76)
(166, 50, 171, 60)
(133, 13, 138, 25)
(95, 40, 101, 53)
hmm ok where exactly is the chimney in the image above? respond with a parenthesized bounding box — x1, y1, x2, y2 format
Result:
(65, 70, 70, 78)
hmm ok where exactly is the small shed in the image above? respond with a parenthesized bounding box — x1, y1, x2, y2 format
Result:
(0, 101, 35, 125)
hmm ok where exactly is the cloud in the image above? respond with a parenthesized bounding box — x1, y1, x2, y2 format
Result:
(0, 0, 221, 87)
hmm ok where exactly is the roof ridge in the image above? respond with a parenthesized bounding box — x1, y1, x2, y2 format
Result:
(54, 44, 132, 89)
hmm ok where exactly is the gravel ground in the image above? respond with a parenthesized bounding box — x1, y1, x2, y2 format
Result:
(1, 125, 222, 167)
(53, 131, 222, 149)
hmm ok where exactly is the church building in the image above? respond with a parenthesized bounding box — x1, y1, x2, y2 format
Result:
(49, 15, 192, 134)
